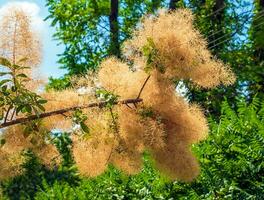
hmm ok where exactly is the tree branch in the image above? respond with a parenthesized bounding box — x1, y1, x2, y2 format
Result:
(0, 98, 143, 129)
(137, 75, 151, 99)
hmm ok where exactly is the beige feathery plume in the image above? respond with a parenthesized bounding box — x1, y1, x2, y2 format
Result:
(0, 5, 43, 92)
(0, 7, 41, 68)
(123, 9, 235, 88)
(72, 135, 113, 177)
(0, 150, 25, 181)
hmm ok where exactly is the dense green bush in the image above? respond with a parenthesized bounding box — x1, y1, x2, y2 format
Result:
(1, 98, 262, 199)
(190, 98, 264, 199)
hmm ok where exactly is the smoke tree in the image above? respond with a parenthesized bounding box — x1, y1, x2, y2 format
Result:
(0, 7, 235, 182)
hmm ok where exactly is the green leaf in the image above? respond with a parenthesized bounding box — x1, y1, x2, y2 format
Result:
(37, 99, 48, 104)
(0, 111, 3, 120)
(14, 65, 30, 70)
(1, 85, 8, 92)
(80, 122, 90, 134)
(22, 105, 32, 113)
(16, 105, 25, 114)
(16, 73, 28, 78)
(0, 72, 11, 76)
(0, 79, 11, 86)
(11, 86, 17, 92)
(0, 139, 6, 146)
(0, 57, 11, 67)
(17, 57, 28, 63)
(37, 104, 45, 112)
(32, 106, 40, 116)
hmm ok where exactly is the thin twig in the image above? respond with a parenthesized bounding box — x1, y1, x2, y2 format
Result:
(106, 107, 120, 164)
(137, 75, 151, 99)
(0, 98, 143, 129)
(10, 108, 16, 120)
(125, 103, 133, 109)
(60, 113, 69, 118)
(4, 105, 12, 123)
(109, 107, 119, 135)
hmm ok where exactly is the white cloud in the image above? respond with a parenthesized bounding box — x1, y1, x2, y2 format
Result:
(0, 1, 45, 32)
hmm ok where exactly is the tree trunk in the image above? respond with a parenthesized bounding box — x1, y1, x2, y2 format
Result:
(209, 0, 226, 51)
(109, 0, 120, 57)
(212, 0, 225, 22)
(260, 0, 264, 7)
(254, 0, 264, 60)
(152, 0, 161, 12)
(169, 0, 179, 10)
(251, 0, 264, 97)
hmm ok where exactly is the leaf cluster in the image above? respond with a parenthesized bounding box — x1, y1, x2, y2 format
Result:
(0, 57, 47, 121)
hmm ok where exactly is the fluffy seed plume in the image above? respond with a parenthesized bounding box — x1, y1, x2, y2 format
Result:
(0, 124, 61, 168)
(0, 6, 41, 68)
(0, 150, 25, 181)
(98, 57, 146, 99)
(123, 9, 235, 88)
(72, 134, 113, 177)
(97, 64, 209, 181)
(94, 9, 233, 181)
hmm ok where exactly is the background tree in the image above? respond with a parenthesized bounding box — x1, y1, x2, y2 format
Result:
(248, 0, 264, 98)
(109, 0, 120, 57)
(45, 0, 167, 75)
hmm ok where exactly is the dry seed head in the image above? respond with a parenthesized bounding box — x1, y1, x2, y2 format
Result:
(142, 118, 166, 150)
(118, 107, 146, 153)
(42, 115, 72, 131)
(123, 9, 235, 88)
(71, 8, 233, 181)
(98, 57, 147, 99)
(1, 123, 60, 169)
(0, 7, 41, 68)
(82, 108, 109, 133)
(0, 150, 25, 180)
(42, 89, 86, 111)
(1, 125, 33, 154)
(98, 63, 208, 180)
(110, 149, 143, 175)
(33, 144, 61, 167)
(152, 142, 200, 182)
(72, 135, 113, 177)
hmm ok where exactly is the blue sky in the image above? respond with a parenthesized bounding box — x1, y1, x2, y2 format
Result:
(0, 0, 66, 78)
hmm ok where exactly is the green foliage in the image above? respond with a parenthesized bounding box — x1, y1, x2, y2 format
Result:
(45, 0, 167, 76)
(0, 57, 47, 122)
(142, 37, 165, 74)
(52, 132, 75, 167)
(45, 76, 72, 91)
(1, 151, 50, 200)
(72, 109, 90, 134)
(34, 155, 173, 200)
(137, 106, 155, 119)
(183, 97, 264, 199)
(45, 0, 110, 75)
(95, 89, 119, 108)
